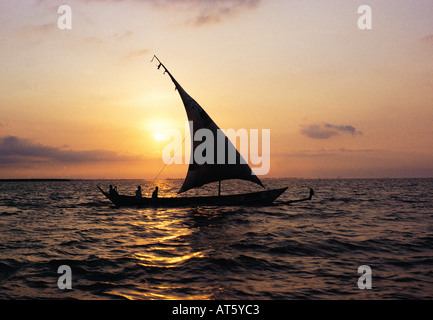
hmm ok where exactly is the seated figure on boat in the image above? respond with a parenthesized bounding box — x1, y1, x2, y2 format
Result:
(135, 186, 142, 198)
(109, 185, 118, 196)
(152, 186, 159, 199)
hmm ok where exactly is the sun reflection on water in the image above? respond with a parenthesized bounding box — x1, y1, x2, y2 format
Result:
(134, 251, 204, 268)
(111, 286, 213, 300)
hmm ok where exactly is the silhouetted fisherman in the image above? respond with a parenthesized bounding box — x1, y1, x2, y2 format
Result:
(135, 186, 142, 198)
(152, 186, 159, 199)
(109, 185, 118, 196)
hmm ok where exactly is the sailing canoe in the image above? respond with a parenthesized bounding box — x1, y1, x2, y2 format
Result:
(97, 57, 308, 207)
(98, 186, 287, 207)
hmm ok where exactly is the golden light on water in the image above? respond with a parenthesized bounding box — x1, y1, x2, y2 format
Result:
(134, 251, 204, 268)
(110, 286, 213, 300)
(130, 212, 205, 268)
(111, 210, 210, 300)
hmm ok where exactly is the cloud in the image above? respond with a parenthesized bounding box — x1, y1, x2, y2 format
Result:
(69, 0, 261, 26)
(339, 147, 374, 153)
(26, 0, 260, 31)
(84, 36, 104, 44)
(0, 136, 140, 166)
(12, 23, 54, 40)
(279, 148, 375, 158)
(179, 0, 261, 26)
(421, 34, 433, 43)
(421, 34, 433, 49)
(116, 30, 133, 40)
(281, 149, 339, 158)
(301, 123, 362, 139)
(323, 123, 361, 136)
(124, 49, 150, 60)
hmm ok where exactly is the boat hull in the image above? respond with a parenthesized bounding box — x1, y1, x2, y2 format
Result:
(97, 186, 287, 207)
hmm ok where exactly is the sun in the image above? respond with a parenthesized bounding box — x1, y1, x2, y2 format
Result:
(154, 131, 164, 141)
(146, 118, 182, 143)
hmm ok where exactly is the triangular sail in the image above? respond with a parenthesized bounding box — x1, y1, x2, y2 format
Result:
(152, 56, 264, 194)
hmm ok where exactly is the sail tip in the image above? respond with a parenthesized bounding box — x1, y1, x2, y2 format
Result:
(251, 173, 265, 189)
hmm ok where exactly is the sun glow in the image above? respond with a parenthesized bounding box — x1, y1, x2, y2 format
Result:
(146, 118, 187, 146)
(154, 131, 164, 141)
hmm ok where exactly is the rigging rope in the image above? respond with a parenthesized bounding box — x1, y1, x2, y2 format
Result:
(151, 135, 186, 184)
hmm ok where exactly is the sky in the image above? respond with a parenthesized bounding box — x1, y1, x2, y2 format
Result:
(0, 0, 432, 179)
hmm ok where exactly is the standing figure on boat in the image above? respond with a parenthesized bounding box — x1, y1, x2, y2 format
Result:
(135, 186, 142, 198)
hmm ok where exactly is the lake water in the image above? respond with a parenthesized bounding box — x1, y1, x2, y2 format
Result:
(0, 178, 432, 299)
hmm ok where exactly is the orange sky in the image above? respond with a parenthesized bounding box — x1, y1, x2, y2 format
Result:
(1, 0, 432, 179)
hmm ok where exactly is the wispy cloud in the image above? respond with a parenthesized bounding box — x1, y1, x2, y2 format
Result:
(421, 34, 433, 43)
(116, 30, 133, 40)
(124, 49, 150, 60)
(179, 0, 261, 26)
(0, 136, 140, 166)
(301, 123, 362, 139)
(69, 0, 261, 26)
(12, 23, 54, 40)
(84, 36, 104, 44)
(421, 34, 433, 49)
(280, 148, 375, 158)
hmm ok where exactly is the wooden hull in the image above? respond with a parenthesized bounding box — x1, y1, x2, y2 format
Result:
(97, 186, 287, 207)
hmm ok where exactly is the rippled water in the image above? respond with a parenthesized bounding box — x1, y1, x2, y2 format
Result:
(0, 178, 432, 299)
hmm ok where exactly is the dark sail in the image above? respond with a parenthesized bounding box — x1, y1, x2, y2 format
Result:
(153, 56, 264, 194)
